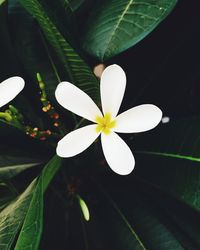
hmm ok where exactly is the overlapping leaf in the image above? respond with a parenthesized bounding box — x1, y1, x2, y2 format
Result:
(8, 1, 59, 99)
(14, 155, 62, 250)
(0, 179, 36, 250)
(0, 155, 62, 250)
(19, 0, 99, 101)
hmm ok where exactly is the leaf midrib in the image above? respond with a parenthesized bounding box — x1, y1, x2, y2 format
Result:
(102, 0, 134, 59)
(110, 196, 147, 250)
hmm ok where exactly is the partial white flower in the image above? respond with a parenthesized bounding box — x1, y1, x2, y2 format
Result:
(0, 77, 25, 108)
(55, 64, 162, 175)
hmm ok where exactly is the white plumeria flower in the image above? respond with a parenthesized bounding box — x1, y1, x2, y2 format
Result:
(0, 77, 25, 108)
(55, 64, 162, 175)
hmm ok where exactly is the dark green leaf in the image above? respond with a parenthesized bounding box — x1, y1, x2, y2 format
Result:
(134, 116, 200, 211)
(14, 155, 62, 249)
(150, 192, 200, 248)
(0, 0, 20, 80)
(8, 1, 59, 99)
(0, 179, 37, 250)
(0, 196, 15, 212)
(83, 0, 177, 60)
(0, 155, 42, 181)
(19, 0, 100, 101)
(0, 155, 62, 250)
(85, 179, 185, 250)
(14, 178, 43, 250)
(86, 182, 147, 250)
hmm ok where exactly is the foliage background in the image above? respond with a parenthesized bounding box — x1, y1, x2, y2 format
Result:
(1, 0, 200, 249)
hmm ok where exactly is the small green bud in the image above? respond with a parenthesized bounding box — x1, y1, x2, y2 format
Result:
(5, 109, 12, 115)
(77, 195, 90, 221)
(36, 72, 42, 82)
(37, 73, 45, 90)
(0, 112, 12, 122)
(9, 105, 19, 114)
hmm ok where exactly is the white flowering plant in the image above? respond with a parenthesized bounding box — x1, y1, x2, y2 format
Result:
(1, 1, 200, 249)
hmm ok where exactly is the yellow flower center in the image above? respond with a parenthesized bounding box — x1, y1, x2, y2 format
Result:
(95, 113, 116, 135)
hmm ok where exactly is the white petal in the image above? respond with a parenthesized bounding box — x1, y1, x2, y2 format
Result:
(0, 77, 25, 108)
(114, 104, 162, 133)
(101, 132, 135, 175)
(55, 82, 102, 122)
(100, 64, 126, 118)
(56, 125, 100, 157)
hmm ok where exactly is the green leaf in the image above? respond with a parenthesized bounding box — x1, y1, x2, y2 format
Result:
(40, 155, 62, 192)
(0, 196, 15, 212)
(0, 155, 42, 181)
(14, 180, 43, 250)
(0, 179, 37, 250)
(14, 155, 62, 249)
(8, 1, 59, 99)
(149, 192, 200, 248)
(85, 179, 185, 250)
(0, 155, 62, 250)
(19, 0, 100, 101)
(134, 116, 200, 211)
(83, 0, 177, 60)
(0, 0, 20, 80)
(87, 181, 147, 250)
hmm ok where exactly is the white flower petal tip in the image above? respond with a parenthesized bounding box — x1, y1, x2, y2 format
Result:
(55, 81, 102, 122)
(0, 76, 25, 108)
(56, 125, 100, 158)
(100, 64, 126, 118)
(114, 104, 162, 133)
(101, 132, 135, 175)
